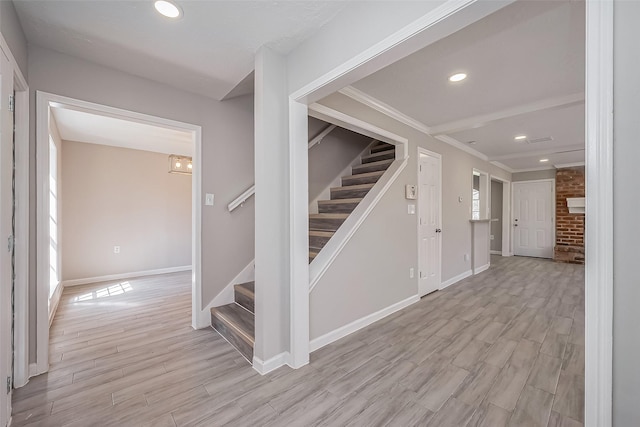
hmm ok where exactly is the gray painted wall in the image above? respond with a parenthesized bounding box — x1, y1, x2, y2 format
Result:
(310, 92, 511, 340)
(308, 117, 371, 205)
(60, 141, 191, 281)
(490, 180, 502, 252)
(512, 169, 556, 182)
(27, 46, 255, 360)
(0, 0, 28, 75)
(613, 1, 640, 424)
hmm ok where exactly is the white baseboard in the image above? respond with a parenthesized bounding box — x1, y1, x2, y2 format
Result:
(473, 263, 491, 275)
(490, 250, 502, 255)
(309, 294, 419, 352)
(194, 259, 255, 329)
(49, 282, 64, 326)
(440, 269, 473, 290)
(28, 363, 37, 378)
(62, 266, 191, 287)
(253, 352, 291, 375)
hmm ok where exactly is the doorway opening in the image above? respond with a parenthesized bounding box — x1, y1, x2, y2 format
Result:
(35, 92, 202, 374)
(417, 148, 442, 297)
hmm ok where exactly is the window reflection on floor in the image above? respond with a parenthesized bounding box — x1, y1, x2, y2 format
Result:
(73, 281, 133, 302)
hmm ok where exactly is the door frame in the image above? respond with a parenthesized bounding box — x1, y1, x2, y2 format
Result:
(490, 175, 511, 257)
(511, 178, 555, 259)
(0, 34, 29, 407)
(35, 92, 202, 375)
(417, 147, 442, 295)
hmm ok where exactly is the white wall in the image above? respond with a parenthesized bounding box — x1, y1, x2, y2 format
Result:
(310, 92, 511, 340)
(0, 0, 28, 75)
(60, 141, 191, 281)
(27, 46, 255, 360)
(613, 1, 640, 424)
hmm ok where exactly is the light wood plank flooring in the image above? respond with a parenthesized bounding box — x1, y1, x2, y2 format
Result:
(12, 255, 584, 426)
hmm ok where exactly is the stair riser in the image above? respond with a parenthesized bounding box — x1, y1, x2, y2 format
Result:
(370, 144, 394, 154)
(309, 235, 331, 250)
(211, 314, 253, 362)
(342, 174, 382, 186)
(352, 161, 393, 175)
(331, 187, 372, 199)
(234, 290, 254, 313)
(361, 151, 395, 164)
(309, 217, 347, 231)
(318, 202, 359, 214)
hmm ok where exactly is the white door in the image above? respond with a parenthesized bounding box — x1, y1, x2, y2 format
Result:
(418, 151, 441, 296)
(0, 47, 13, 427)
(513, 180, 554, 258)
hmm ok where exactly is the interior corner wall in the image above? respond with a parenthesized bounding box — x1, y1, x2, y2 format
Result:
(27, 46, 255, 361)
(310, 92, 511, 341)
(61, 142, 191, 281)
(613, 1, 640, 424)
(308, 119, 371, 205)
(0, 0, 28, 75)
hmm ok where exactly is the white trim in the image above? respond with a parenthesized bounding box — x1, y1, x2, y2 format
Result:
(440, 269, 473, 290)
(36, 92, 202, 375)
(473, 263, 490, 275)
(429, 93, 585, 135)
(48, 280, 64, 326)
(28, 364, 37, 378)
(585, 0, 613, 425)
(490, 161, 515, 174)
(339, 86, 432, 134)
(61, 266, 192, 287)
(434, 135, 489, 161)
(554, 162, 585, 169)
(511, 166, 556, 173)
(0, 33, 31, 388)
(253, 352, 291, 375)
(490, 250, 502, 255)
(489, 144, 585, 162)
(309, 295, 419, 352)
(489, 175, 512, 258)
(417, 147, 443, 297)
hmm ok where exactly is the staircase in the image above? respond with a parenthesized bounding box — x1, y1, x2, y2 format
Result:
(210, 281, 254, 362)
(309, 141, 395, 262)
(210, 141, 395, 362)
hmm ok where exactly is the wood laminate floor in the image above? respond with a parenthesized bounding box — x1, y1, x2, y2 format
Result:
(12, 255, 584, 426)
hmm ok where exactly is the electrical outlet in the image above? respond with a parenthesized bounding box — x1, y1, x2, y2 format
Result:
(409, 268, 414, 279)
(113, 246, 120, 254)
(205, 193, 215, 206)
(490, 234, 495, 240)
(464, 253, 470, 261)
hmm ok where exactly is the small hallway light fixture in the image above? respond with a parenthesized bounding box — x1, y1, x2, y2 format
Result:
(154, 0, 182, 19)
(448, 73, 467, 82)
(169, 154, 192, 175)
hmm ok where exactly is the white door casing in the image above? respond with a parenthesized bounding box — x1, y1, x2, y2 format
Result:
(512, 180, 554, 258)
(418, 149, 442, 296)
(0, 47, 13, 427)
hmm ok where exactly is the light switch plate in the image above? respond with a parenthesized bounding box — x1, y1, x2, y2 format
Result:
(205, 193, 215, 206)
(408, 204, 416, 215)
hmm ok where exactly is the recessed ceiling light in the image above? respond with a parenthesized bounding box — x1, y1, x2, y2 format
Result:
(514, 135, 527, 141)
(154, 0, 181, 18)
(448, 73, 467, 82)
(540, 158, 549, 163)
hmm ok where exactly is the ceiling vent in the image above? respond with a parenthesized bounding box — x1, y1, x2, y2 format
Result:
(526, 136, 554, 144)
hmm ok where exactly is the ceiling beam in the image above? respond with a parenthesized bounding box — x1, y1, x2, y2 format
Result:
(429, 92, 585, 136)
(488, 144, 585, 161)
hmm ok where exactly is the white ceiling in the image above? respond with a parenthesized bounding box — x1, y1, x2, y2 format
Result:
(350, 0, 585, 172)
(51, 107, 193, 156)
(14, 1, 350, 100)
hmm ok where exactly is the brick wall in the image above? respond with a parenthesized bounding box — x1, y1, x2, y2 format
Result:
(554, 166, 585, 264)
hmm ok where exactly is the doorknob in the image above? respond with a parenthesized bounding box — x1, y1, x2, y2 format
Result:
(514, 224, 518, 227)
(435, 228, 442, 233)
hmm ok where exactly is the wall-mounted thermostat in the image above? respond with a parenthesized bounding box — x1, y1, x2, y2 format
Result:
(405, 184, 417, 200)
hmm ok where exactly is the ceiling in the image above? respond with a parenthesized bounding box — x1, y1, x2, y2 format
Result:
(16, 0, 586, 172)
(14, 1, 350, 100)
(349, 0, 585, 172)
(51, 107, 193, 156)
